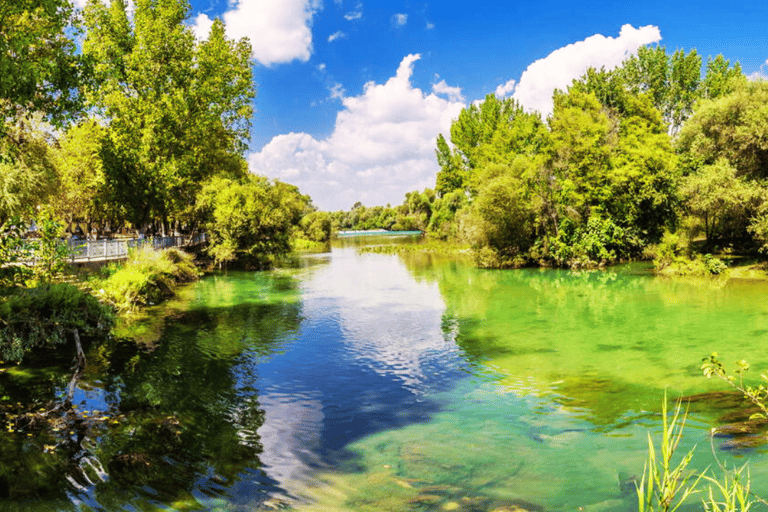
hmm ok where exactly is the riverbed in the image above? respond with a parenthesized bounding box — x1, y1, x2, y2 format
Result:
(2, 237, 767, 511)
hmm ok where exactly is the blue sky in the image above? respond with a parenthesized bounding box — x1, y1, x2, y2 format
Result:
(80, 0, 768, 211)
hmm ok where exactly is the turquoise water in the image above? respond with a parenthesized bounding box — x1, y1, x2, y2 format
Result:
(1, 240, 768, 511)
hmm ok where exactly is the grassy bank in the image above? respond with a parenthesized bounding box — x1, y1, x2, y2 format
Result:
(357, 239, 472, 258)
(87, 247, 202, 312)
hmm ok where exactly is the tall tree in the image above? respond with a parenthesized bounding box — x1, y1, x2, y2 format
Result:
(0, 114, 59, 224)
(0, 0, 83, 135)
(620, 46, 702, 134)
(82, 0, 254, 231)
(676, 80, 768, 180)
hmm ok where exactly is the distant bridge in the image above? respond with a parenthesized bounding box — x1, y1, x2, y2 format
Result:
(335, 230, 423, 238)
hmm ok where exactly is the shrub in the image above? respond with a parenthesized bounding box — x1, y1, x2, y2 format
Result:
(551, 216, 641, 268)
(96, 247, 201, 311)
(0, 283, 114, 361)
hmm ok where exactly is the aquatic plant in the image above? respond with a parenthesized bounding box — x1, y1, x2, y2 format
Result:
(701, 353, 768, 419)
(636, 394, 705, 512)
(703, 464, 757, 512)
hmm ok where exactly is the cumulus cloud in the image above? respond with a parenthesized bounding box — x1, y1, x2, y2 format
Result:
(391, 13, 408, 28)
(328, 30, 347, 42)
(433, 79, 464, 102)
(495, 78, 516, 97)
(191, 13, 214, 41)
(192, 0, 321, 66)
(510, 24, 661, 117)
(249, 54, 466, 210)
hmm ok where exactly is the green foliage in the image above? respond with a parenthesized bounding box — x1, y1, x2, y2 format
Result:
(636, 394, 705, 512)
(677, 81, 768, 181)
(95, 247, 200, 311)
(427, 189, 467, 240)
(51, 119, 116, 227)
(0, 0, 84, 133)
(650, 230, 691, 271)
(0, 114, 60, 224)
(0, 283, 114, 362)
(0, 217, 33, 287)
(298, 211, 332, 243)
(82, 0, 255, 228)
(551, 215, 640, 268)
(680, 159, 761, 242)
(702, 464, 756, 512)
(619, 46, 702, 134)
(29, 211, 70, 284)
(199, 176, 309, 268)
(701, 353, 768, 419)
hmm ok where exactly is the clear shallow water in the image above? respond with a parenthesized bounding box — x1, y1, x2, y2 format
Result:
(2, 240, 768, 511)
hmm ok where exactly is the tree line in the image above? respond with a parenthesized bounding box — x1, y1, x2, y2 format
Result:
(338, 47, 764, 271)
(0, 0, 329, 270)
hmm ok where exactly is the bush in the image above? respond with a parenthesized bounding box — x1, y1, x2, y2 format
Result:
(551, 216, 641, 269)
(95, 247, 201, 311)
(655, 253, 728, 277)
(0, 283, 114, 361)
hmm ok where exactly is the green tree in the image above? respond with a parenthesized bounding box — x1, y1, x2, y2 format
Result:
(676, 80, 768, 180)
(52, 119, 118, 236)
(298, 211, 332, 242)
(620, 46, 702, 134)
(83, 0, 254, 231)
(701, 55, 745, 100)
(0, 113, 59, 224)
(0, 0, 83, 135)
(681, 158, 765, 244)
(435, 95, 545, 197)
(199, 176, 310, 268)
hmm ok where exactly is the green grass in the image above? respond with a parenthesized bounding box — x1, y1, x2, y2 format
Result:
(91, 247, 201, 311)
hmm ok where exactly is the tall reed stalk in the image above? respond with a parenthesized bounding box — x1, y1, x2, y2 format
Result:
(637, 394, 706, 512)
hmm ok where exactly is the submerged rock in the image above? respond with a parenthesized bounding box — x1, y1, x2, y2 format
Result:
(408, 494, 442, 505)
(720, 435, 768, 451)
(488, 498, 544, 512)
(681, 391, 748, 408)
(712, 418, 768, 437)
(718, 407, 766, 423)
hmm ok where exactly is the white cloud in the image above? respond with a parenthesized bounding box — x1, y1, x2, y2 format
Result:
(317, 63, 327, 71)
(391, 13, 408, 28)
(426, 21, 435, 30)
(511, 24, 661, 117)
(191, 13, 214, 41)
(328, 30, 347, 42)
(344, 2, 363, 20)
(494, 78, 516, 97)
(432, 79, 464, 102)
(249, 54, 466, 211)
(192, 0, 321, 66)
(748, 58, 768, 81)
(328, 82, 345, 100)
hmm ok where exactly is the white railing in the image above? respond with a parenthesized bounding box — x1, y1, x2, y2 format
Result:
(65, 233, 208, 263)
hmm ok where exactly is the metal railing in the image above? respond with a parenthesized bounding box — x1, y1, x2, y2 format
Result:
(65, 233, 207, 263)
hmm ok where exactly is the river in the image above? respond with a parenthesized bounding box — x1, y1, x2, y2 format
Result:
(2, 236, 768, 511)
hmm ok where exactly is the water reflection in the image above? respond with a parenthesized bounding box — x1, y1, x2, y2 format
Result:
(5, 243, 768, 511)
